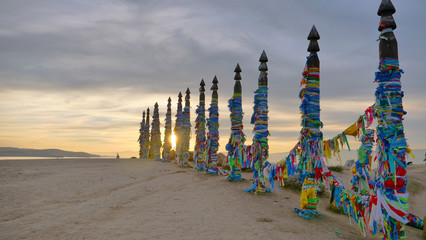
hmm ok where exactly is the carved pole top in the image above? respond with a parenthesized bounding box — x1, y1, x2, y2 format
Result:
(307, 25, 320, 68)
(307, 25, 320, 53)
(378, 0, 396, 16)
(234, 63, 242, 81)
(307, 25, 320, 40)
(185, 88, 191, 107)
(154, 102, 158, 108)
(378, 0, 398, 59)
(258, 51, 268, 86)
(259, 50, 268, 63)
(234, 63, 242, 94)
(199, 79, 205, 103)
(234, 63, 242, 72)
(177, 92, 183, 111)
(146, 108, 150, 123)
(200, 79, 205, 90)
(378, 0, 397, 31)
(259, 51, 268, 72)
(211, 76, 218, 99)
(212, 76, 218, 91)
(167, 97, 171, 107)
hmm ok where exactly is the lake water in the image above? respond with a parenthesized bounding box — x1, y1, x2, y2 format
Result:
(0, 157, 115, 161)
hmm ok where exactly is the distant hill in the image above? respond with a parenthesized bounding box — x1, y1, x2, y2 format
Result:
(0, 147, 100, 158)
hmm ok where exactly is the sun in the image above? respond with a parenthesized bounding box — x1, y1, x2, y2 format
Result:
(171, 133, 177, 149)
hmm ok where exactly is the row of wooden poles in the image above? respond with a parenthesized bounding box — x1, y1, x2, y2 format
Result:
(137, 53, 256, 176)
(137, 0, 425, 239)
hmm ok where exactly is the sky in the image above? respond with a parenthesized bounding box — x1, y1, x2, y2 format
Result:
(0, 0, 425, 158)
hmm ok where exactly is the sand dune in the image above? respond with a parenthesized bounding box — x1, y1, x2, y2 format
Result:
(0, 158, 424, 239)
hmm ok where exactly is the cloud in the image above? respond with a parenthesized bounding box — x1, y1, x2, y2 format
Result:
(0, 0, 425, 156)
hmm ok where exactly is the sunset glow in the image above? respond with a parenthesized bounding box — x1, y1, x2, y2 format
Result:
(171, 133, 177, 149)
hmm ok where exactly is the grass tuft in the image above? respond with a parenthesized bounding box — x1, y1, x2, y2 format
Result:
(328, 166, 344, 173)
(407, 180, 424, 195)
(326, 205, 346, 215)
(256, 217, 273, 222)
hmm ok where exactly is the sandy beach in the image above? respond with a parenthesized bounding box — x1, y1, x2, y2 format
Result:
(0, 158, 425, 240)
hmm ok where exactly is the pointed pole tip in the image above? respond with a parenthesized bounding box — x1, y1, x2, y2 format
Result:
(378, 0, 396, 16)
(234, 63, 242, 73)
(259, 50, 268, 62)
(211, 76, 218, 91)
(308, 25, 320, 40)
(234, 63, 242, 81)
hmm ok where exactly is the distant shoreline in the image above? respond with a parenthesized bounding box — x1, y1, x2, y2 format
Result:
(0, 147, 101, 158)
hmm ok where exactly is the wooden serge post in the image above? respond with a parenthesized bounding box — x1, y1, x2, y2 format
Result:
(175, 92, 183, 164)
(294, 26, 323, 218)
(138, 110, 146, 159)
(226, 63, 245, 181)
(149, 102, 162, 160)
(319, 1, 423, 236)
(194, 79, 207, 171)
(245, 50, 271, 194)
(142, 108, 151, 158)
(374, 0, 409, 238)
(180, 88, 192, 167)
(162, 97, 173, 162)
(206, 76, 221, 174)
